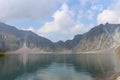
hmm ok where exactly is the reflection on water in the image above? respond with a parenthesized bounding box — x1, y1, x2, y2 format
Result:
(0, 53, 119, 80)
(15, 63, 93, 80)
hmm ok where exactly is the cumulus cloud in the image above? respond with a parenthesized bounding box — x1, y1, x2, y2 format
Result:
(0, 0, 66, 22)
(39, 4, 75, 34)
(97, 0, 120, 24)
(37, 3, 93, 41)
(97, 10, 119, 24)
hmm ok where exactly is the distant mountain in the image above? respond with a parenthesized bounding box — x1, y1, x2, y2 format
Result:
(0, 22, 120, 53)
(73, 23, 120, 52)
(0, 22, 55, 51)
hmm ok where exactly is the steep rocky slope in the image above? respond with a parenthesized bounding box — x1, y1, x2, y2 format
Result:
(74, 23, 120, 52)
(0, 22, 54, 51)
(0, 22, 120, 53)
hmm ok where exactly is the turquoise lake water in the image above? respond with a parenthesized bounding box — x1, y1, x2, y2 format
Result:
(0, 53, 119, 80)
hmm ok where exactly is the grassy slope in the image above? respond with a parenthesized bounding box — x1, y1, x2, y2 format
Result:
(0, 49, 9, 57)
(116, 46, 120, 55)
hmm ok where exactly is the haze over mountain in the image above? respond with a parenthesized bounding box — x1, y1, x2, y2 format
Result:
(0, 22, 120, 53)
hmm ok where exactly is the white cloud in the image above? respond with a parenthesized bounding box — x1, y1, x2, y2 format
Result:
(21, 27, 35, 32)
(97, 10, 119, 24)
(0, 0, 66, 22)
(91, 4, 103, 11)
(36, 3, 93, 41)
(77, 3, 103, 21)
(97, 0, 120, 24)
(39, 3, 75, 34)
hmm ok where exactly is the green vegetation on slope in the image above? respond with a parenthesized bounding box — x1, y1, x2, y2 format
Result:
(116, 46, 120, 55)
(0, 49, 9, 57)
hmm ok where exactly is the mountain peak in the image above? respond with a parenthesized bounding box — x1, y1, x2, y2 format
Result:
(0, 22, 120, 53)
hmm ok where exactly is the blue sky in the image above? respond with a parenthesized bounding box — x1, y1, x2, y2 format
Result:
(0, 0, 119, 42)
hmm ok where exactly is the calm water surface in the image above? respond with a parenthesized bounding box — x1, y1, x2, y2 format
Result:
(0, 53, 119, 80)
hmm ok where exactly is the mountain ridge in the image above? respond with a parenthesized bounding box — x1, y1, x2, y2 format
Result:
(0, 22, 120, 53)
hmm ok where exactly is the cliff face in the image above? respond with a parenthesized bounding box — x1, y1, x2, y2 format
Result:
(74, 23, 120, 52)
(0, 22, 55, 51)
(0, 22, 120, 53)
